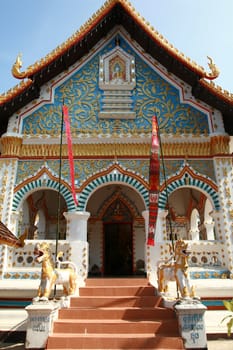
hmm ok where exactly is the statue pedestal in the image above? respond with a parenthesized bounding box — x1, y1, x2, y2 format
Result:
(175, 301, 207, 349)
(25, 301, 59, 349)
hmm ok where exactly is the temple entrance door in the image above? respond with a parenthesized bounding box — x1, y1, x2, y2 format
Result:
(86, 185, 146, 277)
(104, 222, 132, 276)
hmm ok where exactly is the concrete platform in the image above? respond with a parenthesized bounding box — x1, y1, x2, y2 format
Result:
(1, 340, 233, 350)
(1, 276, 233, 298)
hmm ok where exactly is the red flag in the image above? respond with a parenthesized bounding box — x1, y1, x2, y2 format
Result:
(62, 105, 78, 206)
(147, 115, 160, 246)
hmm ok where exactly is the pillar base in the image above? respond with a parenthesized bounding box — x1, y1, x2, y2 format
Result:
(25, 301, 59, 349)
(175, 300, 207, 349)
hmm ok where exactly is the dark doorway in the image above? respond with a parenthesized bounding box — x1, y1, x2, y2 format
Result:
(104, 222, 132, 276)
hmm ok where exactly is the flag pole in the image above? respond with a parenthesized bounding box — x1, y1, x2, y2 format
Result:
(53, 104, 64, 298)
(62, 105, 78, 207)
(56, 104, 64, 254)
(155, 110, 179, 298)
(147, 115, 160, 246)
(156, 116, 175, 251)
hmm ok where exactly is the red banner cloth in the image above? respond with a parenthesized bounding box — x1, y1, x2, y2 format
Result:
(147, 115, 160, 246)
(62, 105, 78, 206)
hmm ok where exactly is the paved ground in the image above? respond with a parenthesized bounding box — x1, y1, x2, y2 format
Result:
(0, 344, 24, 349)
(0, 337, 22, 348)
(208, 339, 233, 350)
(1, 340, 233, 349)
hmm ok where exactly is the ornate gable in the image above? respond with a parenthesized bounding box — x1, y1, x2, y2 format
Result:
(0, 0, 232, 137)
(17, 31, 210, 139)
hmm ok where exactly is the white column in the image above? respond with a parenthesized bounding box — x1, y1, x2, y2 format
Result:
(63, 211, 90, 241)
(156, 209, 168, 242)
(208, 210, 221, 240)
(63, 211, 90, 284)
(10, 211, 21, 236)
(189, 227, 200, 241)
(213, 157, 233, 275)
(189, 210, 200, 241)
(204, 221, 215, 240)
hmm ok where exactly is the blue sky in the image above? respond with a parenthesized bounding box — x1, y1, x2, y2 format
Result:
(0, 0, 232, 94)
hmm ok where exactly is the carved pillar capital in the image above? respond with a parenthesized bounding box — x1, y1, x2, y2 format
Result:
(210, 134, 230, 155)
(1, 133, 23, 156)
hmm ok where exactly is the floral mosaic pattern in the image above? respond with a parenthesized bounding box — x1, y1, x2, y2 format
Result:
(22, 36, 209, 136)
(16, 158, 215, 188)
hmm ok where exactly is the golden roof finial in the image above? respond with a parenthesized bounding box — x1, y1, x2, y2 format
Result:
(11, 53, 33, 80)
(203, 56, 220, 80)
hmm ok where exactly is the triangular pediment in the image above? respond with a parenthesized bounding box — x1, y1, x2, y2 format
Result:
(16, 28, 211, 139)
(0, 0, 232, 136)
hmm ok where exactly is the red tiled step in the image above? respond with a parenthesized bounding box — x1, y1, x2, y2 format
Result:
(85, 278, 149, 286)
(46, 278, 184, 349)
(70, 295, 160, 308)
(58, 306, 176, 320)
(46, 333, 184, 349)
(79, 285, 155, 296)
(53, 318, 179, 335)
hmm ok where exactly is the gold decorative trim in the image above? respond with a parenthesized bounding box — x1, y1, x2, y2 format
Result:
(0, 136, 23, 156)
(20, 142, 150, 157)
(200, 79, 233, 104)
(210, 135, 230, 155)
(0, 80, 32, 105)
(0, 138, 230, 157)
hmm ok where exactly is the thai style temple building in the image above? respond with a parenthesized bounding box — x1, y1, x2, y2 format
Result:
(0, 0, 233, 287)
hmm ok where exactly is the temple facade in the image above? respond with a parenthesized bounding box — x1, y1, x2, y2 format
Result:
(0, 0, 233, 285)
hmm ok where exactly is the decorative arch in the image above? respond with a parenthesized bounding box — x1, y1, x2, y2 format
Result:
(78, 166, 149, 211)
(12, 169, 77, 212)
(97, 188, 140, 220)
(159, 165, 220, 210)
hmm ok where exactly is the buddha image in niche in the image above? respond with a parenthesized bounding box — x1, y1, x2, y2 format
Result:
(109, 57, 126, 84)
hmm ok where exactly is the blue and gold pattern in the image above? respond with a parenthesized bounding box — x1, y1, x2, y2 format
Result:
(22, 35, 209, 136)
(162, 160, 215, 182)
(16, 158, 215, 188)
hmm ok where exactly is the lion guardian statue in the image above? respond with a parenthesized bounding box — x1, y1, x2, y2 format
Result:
(33, 242, 77, 301)
(157, 239, 196, 299)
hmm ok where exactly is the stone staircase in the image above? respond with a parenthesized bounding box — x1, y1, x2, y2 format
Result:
(46, 278, 185, 349)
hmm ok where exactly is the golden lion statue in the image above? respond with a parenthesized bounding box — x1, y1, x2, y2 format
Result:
(157, 239, 196, 299)
(33, 242, 77, 301)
